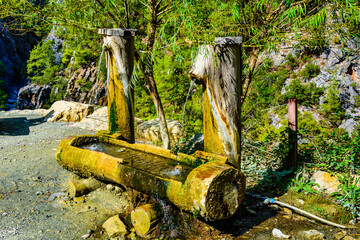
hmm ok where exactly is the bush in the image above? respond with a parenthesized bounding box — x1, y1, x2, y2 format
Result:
(281, 79, 324, 106)
(320, 84, 344, 126)
(285, 53, 299, 68)
(300, 64, 320, 79)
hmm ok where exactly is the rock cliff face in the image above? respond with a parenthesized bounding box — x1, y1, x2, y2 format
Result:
(64, 62, 107, 106)
(0, 22, 39, 93)
(17, 84, 52, 109)
(268, 35, 360, 135)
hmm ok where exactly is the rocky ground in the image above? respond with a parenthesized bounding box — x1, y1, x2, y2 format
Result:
(0, 109, 359, 239)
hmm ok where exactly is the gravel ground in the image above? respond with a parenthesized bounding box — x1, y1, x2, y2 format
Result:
(0, 110, 129, 240)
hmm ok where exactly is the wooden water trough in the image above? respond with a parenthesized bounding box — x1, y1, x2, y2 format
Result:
(55, 29, 246, 221)
(56, 131, 245, 220)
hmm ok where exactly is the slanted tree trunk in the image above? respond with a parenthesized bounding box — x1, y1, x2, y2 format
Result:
(136, 0, 171, 149)
(190, 37, 242, 169)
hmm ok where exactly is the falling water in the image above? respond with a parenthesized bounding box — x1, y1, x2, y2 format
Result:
(181, 79, 196, 133)
(92, 48, 105, 104)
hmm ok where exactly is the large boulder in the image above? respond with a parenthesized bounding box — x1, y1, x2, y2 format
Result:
(17, 84, 52, 109)
(136, 119, 182, 142)
(45, 100, 94, 122)
(73, 106, 108, 131)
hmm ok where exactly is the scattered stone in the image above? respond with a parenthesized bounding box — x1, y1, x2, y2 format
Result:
(272, 228, 290, 239)
(102, 215, 128, 238)
(283, 207, 292, 215)
(297, 199, 305, 205)
(106, 184, 115, 191)
(334, 231, 346, 240)
(297, 229, 325, 240)
(349, 219, 357, 225)
(48, 192, 66, 201)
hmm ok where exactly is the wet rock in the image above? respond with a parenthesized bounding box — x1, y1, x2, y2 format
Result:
(311, 170, 340, 195)
(17, 84, 52, 109)
(45, 101, 94, 122)
(102, 215, 128, 238)
(297, 229, 325, 240)
(136, 118, 182, 142)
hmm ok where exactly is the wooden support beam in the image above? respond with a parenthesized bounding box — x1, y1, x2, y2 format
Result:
(99, 28, 136, 143)
(288, 98, 298, 169)
(189, 37, 242, 169)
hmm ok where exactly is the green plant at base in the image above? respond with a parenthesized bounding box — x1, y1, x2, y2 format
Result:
(285, 53, 299, 69)
(330, 174, 360, 219)
(291, 168, 320, 195)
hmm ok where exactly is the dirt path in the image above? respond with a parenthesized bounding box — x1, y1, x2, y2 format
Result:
(0, 110, 123, 240)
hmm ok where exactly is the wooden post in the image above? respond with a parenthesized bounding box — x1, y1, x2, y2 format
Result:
(98, 28, 136, 143)
(189, 37, 242, 170)
(288, 98, 298, 169)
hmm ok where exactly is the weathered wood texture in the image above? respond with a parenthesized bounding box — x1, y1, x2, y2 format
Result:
(68, 178, 103, 197)
(56, 135, 246, 220)
(189, 38, 242, 169)
(131, 203, 163, 235)
(100, 29, 135, 143)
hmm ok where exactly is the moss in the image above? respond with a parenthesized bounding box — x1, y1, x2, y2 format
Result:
(109, 100, 117, 132)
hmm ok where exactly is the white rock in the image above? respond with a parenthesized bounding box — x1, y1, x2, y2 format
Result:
(272, 228, 290, 239)
(45, 101, 94, 122)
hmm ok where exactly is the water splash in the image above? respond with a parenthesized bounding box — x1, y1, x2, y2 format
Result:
(181, 79, 196, 131)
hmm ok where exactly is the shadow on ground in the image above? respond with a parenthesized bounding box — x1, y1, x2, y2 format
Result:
(0, 117, 45, 136)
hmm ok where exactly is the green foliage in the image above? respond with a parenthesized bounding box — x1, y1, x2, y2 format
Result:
(296, 31, 328, 55)
(281, 79, 324, 106)
(49, 78, 67, 103)
(291, 168, 320, 195)
(285, 54, 299, 69)
(320, 84, 344, 126)
(27, 40, 59, 85)
(0, 80, 8, 110)
(331, 174, 360, 218)
(299, 64, 320, 79)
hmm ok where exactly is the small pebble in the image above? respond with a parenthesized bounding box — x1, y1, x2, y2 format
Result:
(349, 219, 357, 225)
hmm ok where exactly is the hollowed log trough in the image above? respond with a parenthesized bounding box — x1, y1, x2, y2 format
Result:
(56, 132, 245, 220)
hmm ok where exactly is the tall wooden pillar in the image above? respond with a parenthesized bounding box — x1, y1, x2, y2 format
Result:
(190, 37, 242, 169)
(288, 98, 298, 168)
(98, 28, 136, 143)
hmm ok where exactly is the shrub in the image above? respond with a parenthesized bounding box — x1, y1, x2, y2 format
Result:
(300, 64, 320, 79)
(285, 53, 299, 68)
(281, 79, 324, 106)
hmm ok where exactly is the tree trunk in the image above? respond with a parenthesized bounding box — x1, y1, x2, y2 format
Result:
(189, 37, 243, 170)
(136, 0, 170, 149)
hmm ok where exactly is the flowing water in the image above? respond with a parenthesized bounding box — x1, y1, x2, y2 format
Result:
(80, 142, 194, 182)
(181, 79, 196, 129)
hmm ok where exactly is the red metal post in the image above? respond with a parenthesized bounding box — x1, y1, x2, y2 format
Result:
(288, 98, 297, 169)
